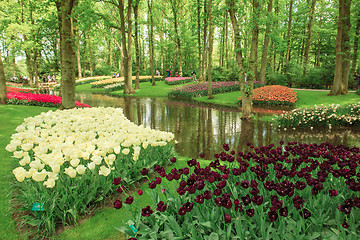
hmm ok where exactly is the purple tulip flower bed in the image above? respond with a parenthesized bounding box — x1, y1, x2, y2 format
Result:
(168, 81, 241, 98)
(113, 141, 360, 239)
(168, 81, 265, 99)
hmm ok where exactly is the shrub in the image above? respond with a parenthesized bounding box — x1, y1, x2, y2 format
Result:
(239, 85, 297, 106)
(165, 77, 193, 85)
(275, 103, 360, 129)
(7, 107, 175, 236)
(114, 142, 360, 239)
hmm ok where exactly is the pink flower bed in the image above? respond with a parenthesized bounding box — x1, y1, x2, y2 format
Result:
(7, 92, 90, 108)
(165, 77, 193, 85)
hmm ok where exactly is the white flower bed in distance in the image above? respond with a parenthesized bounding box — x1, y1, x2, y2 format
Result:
(7, 107, 175, 188)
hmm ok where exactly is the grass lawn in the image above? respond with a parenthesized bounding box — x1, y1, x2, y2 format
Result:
(0, 105, 56, 240)
(195, 89, 359, 109)
(76, 83, 107, 94)
(111, 81, 178, 98)
(294, 90, 359, 108)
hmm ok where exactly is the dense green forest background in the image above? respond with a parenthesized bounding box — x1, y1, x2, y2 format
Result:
(1, 0, 359, 89)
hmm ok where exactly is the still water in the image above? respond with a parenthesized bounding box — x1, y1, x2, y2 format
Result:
(76, 93, 360, 159)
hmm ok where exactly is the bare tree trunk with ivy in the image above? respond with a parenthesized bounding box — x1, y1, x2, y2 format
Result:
(134, 2, 140, 89)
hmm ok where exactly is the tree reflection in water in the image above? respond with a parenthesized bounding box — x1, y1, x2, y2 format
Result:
(75, 93, 360, 159)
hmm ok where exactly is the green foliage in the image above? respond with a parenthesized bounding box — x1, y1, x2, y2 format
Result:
(93, 65, 119, 77)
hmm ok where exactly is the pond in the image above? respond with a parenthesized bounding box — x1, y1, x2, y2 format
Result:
(76, 92, 360, 159)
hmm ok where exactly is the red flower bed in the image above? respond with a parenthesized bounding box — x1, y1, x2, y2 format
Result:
(6, 92, 90, 108)
(239, 85, 297, 106)
(6, 86, 35, 93)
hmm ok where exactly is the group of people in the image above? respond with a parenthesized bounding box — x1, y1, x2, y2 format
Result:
(42, 74, 56, 83)
(10, 75, 27, 83)
(165, 68, 183, 77)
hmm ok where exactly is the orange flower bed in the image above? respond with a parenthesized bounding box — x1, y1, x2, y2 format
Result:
(239, 85, 297, 106)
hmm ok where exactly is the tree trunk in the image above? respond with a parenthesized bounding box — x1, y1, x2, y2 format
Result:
(76, 31, 82, 79)
(0, 51, 6, 104)
(285, 0, 294, 69)
(197, 0, 202, 78)
(134, 3, 140, 89)
(303, 0, 317, 76)
(57, 0, 77, 109)
(160, 27, 164, 76)
(118, 0, 135, 94)
(259, 0, 273, 83)
(200, 0, 208, 82)
(148, 0, 155, 86)
(207, 0, 214, 99)
(89, 35, 93, 76)
(350, 10, 360, 78)
(329, 0, 351, 96)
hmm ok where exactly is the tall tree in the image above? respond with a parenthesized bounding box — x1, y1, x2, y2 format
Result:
(118, 0, 135, 94)
(207, 0, 214, 99)
(303, 0, 317, 75)
(133, 0, 140, 89)
(351, 9, 360, 77)
(0, 51, 6, 104)
(227, 0, 257, 119)
(259, 0, 273, 83)
(285, 0, 293, 69)
(56, 0, 77, 109)
(148, 0, 155, 85)
(329, 0, 352, 95)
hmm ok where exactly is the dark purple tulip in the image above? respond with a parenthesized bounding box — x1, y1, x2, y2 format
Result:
(183, 202, 194, 212)
(128, 238, 137, 240)
(195, 194, 205, 204)
(216, 180, 227, 189)
(116, 186, 124, 193)
(268, 211, 278, 222)
(300, 209, 311, 219)
(213, 189, 222, 196)
(155, 177, 162, 184)
(295, 181, 306, 190)
(125, 196, 134, 205)
(112, 177, 121, 185)
(242, 195, 251, 206)
(204, 190, 212, 200)
(114, 200, 122, 209)
(235, 205, 243, 212)
(240, 180, 250, 188)
(156, 201, 167, 212)
(251, 195, 263, 205)
(187, 159, 197, 167)
(279, 207, 288, 217)
(342, 221, 350, 229)
(166, 174, 174, 181)
(234, 199, 240, 206)
(224, 213, 231, 223)
(141, 206, 153, 217)
(176, 187, 186, 195)
(140, 168, 149, 176)
(223, 144, 230, 151)
(170, 157, 177, 163)
(178, 207, 187, 215)
(329, 189, 338, 197)
(149, 181, 157, 189)
(137, 190, 143, 196)
(246, 209, 255, 217)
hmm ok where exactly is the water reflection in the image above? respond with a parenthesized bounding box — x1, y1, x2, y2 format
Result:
(76, 93, 360, 159)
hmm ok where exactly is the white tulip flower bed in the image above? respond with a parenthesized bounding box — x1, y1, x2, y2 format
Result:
(7, 107, 175, 234)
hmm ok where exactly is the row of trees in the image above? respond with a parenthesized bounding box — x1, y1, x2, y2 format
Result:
(0, 0, 359, 116)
